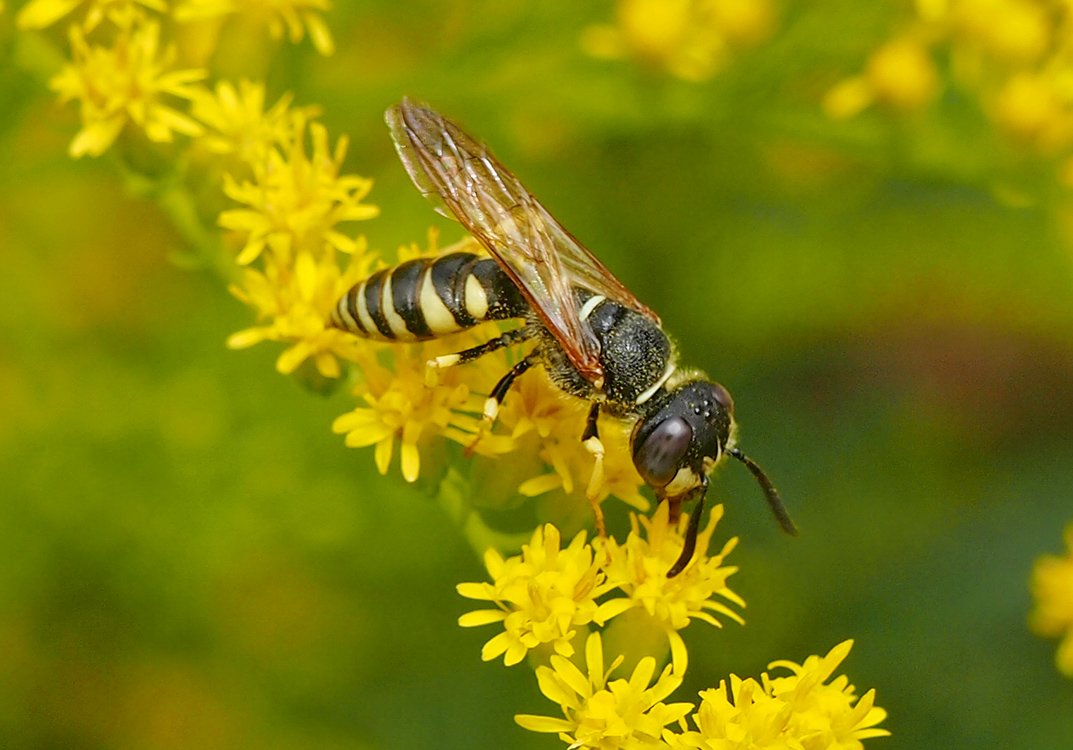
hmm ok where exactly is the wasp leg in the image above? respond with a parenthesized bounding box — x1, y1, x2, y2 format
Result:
(465, 351, 539, 456)
(581, 402, 607, 538)
(428, 326, 533, 369)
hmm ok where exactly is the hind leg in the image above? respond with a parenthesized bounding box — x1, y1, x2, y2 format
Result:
(427, 326, 533, 369)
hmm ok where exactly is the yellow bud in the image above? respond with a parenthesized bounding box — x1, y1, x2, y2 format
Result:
(711, 0, 776, 45)
(954, 0, 1049, 63)
(991, 72, 1073, 151)
(866, 38, 939, 110)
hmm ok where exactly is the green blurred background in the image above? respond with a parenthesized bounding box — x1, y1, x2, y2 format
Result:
(2, 1, 1072, 748)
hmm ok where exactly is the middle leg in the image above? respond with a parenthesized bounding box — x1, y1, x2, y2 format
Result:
(465, 350, 540, 455)
(581, 401, 607, 537)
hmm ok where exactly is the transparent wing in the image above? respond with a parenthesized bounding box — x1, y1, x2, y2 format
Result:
(386, 99, 659, 384)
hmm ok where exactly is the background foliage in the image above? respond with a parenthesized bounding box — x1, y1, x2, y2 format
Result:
(1, 1, 1071, 747)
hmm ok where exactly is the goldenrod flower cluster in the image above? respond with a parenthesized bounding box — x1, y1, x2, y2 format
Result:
(1029, 522, 1073, 677)
(582, 0, 778, 81)
(20, 0, 333, 157)
(32, 4, 891, 747)
(459, 507, 888, 748)
(824, 0, 1073, 184)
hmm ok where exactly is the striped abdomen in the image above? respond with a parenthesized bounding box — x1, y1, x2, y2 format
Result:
(330, 252, 528, 341)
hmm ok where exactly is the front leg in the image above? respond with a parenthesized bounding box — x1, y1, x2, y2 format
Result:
(665, 475, 709, 578)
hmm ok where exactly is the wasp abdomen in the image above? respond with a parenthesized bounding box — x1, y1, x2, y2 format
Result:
(331, 251, 528, 341)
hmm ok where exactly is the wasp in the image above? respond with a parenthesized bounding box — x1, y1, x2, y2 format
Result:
(331, 99, 797, 576)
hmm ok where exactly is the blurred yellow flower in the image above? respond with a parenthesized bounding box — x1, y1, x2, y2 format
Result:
(457, 524, 616, 666)
(191, 79, 320, 166)
(824, 37, 940, 119)
(174, 0, 335, 55)
(218, 116, 379, 265)
(49, 20, 206, 158)
(516, 631, 693, 747)
(672, 641, 889, 749)
(582, 0, 776, 82)
(950, 0, 1050, 65)
(1029, 523, 1073, 677)
(989, 71, 1073, 151)
(825, 0, 1073, 187)
(17, 0, 165, 31)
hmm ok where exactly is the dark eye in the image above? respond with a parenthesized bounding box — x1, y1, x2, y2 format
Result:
(633, 416, 693, 488)
(710, 382, 734, 415)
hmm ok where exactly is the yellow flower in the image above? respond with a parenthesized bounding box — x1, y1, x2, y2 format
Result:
(516, 631, 693, 748)
(599, 503, 744, 675)
(331, 341, 480, 483)
(191, 79, 320, 166)
(48, 20, 206, 158)
(1029, 523, 1073, 677)
(824, 37, 939, 119)
(17, 0, 165, 31)
(673, 641, 890, 749)
(503, 370, 590, 497)
(174, 0, 335, 56)
(227, 243, 375, 378)
(457, 524, 616, 666)
(989, 71, 1073, 151)
(501, 372, 648, 511)
(950, 0, 1050, 65)
(218, 115, 379, 265)
(582, 0, 777, 82)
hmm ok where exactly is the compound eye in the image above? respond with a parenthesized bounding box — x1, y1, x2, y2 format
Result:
(710, 382, 734, 415)
(633, 416, 693, 488)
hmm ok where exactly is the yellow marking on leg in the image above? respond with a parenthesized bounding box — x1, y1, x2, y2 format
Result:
(483, 396, 500, 421)
(464, 400, 500, 458)
(584, 435, 607, 537)
(428, 353, 462, 369)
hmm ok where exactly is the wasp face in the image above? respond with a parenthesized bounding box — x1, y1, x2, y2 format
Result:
(631, 380, 735, 510)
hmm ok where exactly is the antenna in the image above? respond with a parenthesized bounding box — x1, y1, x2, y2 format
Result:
(729, 447, 798, 536)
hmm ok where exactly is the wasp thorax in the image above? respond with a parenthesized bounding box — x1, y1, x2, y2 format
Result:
(631, 380, 735, 498)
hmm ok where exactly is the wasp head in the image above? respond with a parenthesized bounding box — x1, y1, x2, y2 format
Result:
(630, 378, 796, 577)
(631, 380, 734, 509)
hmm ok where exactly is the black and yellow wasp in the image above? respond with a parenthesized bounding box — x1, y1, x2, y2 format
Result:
(331, 99, 796, 576)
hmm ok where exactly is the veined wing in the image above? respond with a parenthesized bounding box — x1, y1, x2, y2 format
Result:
(386, 99, 659, 384)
